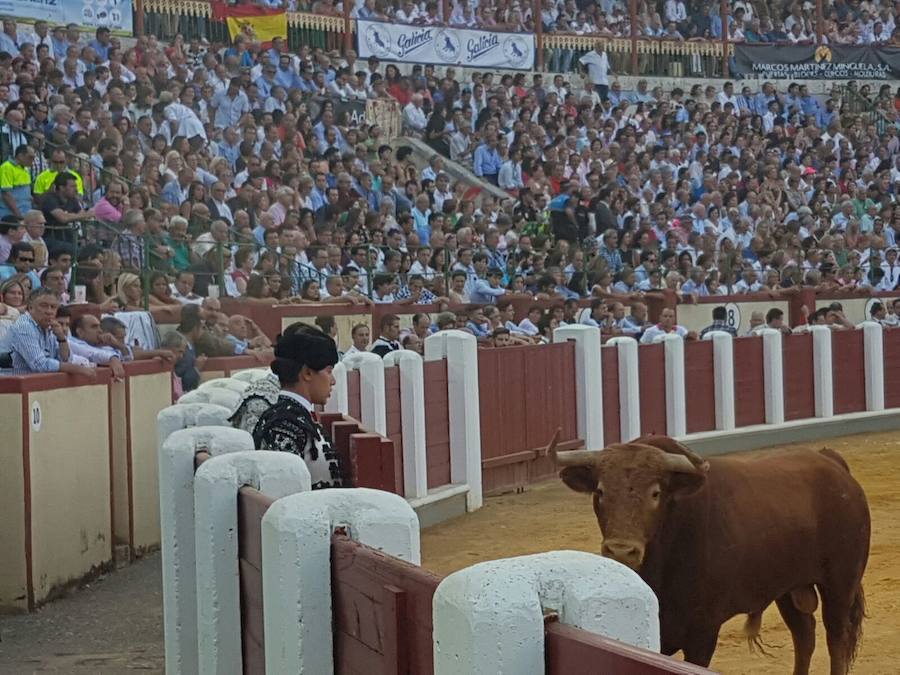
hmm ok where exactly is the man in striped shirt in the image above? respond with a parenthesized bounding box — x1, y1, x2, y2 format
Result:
(0, 288, 96, 376)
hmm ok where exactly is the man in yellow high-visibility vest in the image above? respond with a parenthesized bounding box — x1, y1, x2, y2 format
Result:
(32, 148, 84, 201)
(0, 144, 35, 219)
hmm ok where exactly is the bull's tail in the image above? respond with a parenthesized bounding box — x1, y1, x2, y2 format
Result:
(818, 447, 851, 472)
(743, 610, 775, 656)
(847, 585, 866, 669)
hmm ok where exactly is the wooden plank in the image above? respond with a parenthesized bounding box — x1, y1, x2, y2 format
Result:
(382, 585, 406, 674)
(885, 328, 900, 407)
(782, 333, 815, 421)
(545, 622, 717, 675)
(331, 420, 361, 486)
(684, 339, 716, 434)
(639, 343, 667, 436)
(237, 487, 275, 570)
(733, 337, 766, 427)
(239, 558, 266, 675)
(602, 346, 621, 444)
(331, 534, 442, 675)
(832, 329, 866, 415)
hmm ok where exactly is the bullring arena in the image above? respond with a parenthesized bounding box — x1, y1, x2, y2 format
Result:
(2, 297, 900, 674)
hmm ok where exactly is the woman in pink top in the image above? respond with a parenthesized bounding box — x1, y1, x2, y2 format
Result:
(94, 180, 126, 224)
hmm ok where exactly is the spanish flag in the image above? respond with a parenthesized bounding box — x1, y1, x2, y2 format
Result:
(212, 4, 287, 46)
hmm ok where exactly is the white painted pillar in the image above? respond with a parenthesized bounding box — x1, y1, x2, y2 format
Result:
(661, 334, 686, 438)
(445, 331, 483, 511)
(342, 352, 387, 435)
(324, 360, 350, 415)
(156, 415, 253, 675)
(810, 325, 834, 418)
(761, 329, 784, 425)
(261, 489, 420, 675)
(424, 330, 449, 362)
(607, 337, 641, 442)
(553, 325, 604, 448)
(702, 331, 736, 431)
(862, 321, 885, 412)
(432, 551, 660, 675)
(384, 350, 428, 499)
(193, 451, 311, 675)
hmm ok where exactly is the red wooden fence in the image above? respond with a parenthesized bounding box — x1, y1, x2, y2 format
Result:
(602, 346, 622, 444)
(831, 329, 866, 415)
(782, 333, 816, 421)
(332, 534, 441, 675)
(733, 337, 766, 428)
(545, 621, 715, 674)
(884, 328, 900, 408)
(639, 343, 667, 436)
(384, 366, 404, 475)
(684, 340, 716, 434)
(347, 369, 362, 422)
(422, 359, 451, 488)
(477, 343, 581, 494)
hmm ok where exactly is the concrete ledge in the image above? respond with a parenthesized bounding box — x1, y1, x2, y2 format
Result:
(410, 484, 469, 529)
(683, 409, 900, 456)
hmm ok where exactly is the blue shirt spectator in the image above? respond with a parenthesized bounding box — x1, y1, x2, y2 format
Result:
(473, 141, 502, 180)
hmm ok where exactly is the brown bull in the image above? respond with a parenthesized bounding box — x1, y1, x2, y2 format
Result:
(553, 433, 870, 675)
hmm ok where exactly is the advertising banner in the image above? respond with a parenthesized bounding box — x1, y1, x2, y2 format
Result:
(0, 0, 133, 35)
(733, 43, 900, 80)
(357, 19, 535, 70)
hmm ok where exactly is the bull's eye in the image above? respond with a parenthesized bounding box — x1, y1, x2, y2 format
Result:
(651, 488, 661, 500)
(595, 487, 604, 500)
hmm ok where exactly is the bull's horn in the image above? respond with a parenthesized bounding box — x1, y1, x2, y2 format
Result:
(661, 453, 708, 474)
(555, 449, 602, 466)
(541, 428, 562, 458)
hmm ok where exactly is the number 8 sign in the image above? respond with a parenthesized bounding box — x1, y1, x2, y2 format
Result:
(724, 302, 742, 332)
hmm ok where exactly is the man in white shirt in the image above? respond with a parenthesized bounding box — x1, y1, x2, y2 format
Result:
(69, 314, 126, 380)
(640, 308, 692, 343)
(402, 94, 427, 135)
(498, 146, 525, 193)
(715, 82, 739, 115)
(342, 323, 370, 359)
(578, 41, 611, 101)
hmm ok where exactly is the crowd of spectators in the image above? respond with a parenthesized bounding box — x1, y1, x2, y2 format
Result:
(1, 15, 900, 376)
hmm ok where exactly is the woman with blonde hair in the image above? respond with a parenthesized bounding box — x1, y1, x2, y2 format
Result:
(117, 272, 144, 310)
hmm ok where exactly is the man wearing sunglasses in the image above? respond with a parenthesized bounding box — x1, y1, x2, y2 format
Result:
(0, 241, 41, 288)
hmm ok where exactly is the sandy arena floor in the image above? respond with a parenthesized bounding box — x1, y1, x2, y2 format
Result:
(421, 431, 900, 675)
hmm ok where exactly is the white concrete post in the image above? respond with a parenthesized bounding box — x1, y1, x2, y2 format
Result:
(607, 337, 641, 442)
(157, 416, 253, 675)
(553, 325, 604, 448)
(702, 331, 736, 431)
(193, 452, 311, 675)
(662, 334, 686, 438)
(343, 352, 387, 435)
(324, 360, 349, 415)
(423, 330, 449, 362)
(433, 551, 660, 675)
(810, 325, 834, 418)
(261, 489, 420, 675)
(862, 321, 885, 412)
(384, 350, 428, 499)
(761, 329, 785, 425)
(445, 331, 483, 511)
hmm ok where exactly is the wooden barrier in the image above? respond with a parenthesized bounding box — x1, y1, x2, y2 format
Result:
(684, 340, 716, 434)
(0, 371, 114, 612)
(227, 477, 712, 675)
(832, 329, 866, 415)
(639, 343, 667, 436)
(108, 360, 174, 559)
(601, 346, 622, 444)
(884, 328, 900, 408)
(422, 359, 451, 489)
(782, 333, 816, 421)
(732, 337, 766, 428)
(477, 343, 581, 494)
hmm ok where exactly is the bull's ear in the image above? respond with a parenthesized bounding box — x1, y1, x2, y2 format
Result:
(559, 466, 597, 493)
(669, 468, 707, 499)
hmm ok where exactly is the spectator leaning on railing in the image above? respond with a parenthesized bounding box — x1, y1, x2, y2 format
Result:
(0, 287, 95, 376)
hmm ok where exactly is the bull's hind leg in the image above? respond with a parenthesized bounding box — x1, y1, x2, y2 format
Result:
(820, 583, 865, 675)
(776, 591, 817, 675)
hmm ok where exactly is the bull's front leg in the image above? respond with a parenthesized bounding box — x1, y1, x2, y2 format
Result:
(680, 623, 722, 667)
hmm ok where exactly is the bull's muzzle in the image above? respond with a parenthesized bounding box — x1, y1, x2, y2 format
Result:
(601, 539, 645, 570)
